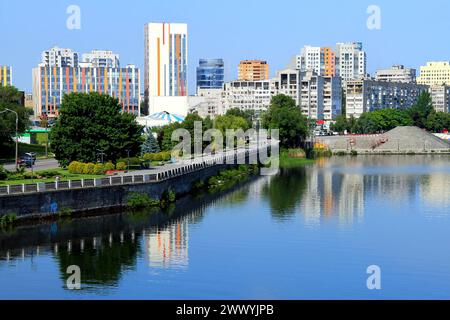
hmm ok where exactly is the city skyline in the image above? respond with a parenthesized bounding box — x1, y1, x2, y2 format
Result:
(2, 0, 450, 94)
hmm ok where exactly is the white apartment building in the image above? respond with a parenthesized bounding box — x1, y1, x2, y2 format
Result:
(82, 50, 120, 68)
(299, 71, 342, 120)
(271, 69, 301, 105)
(375, 65, 416, 83)
(417, 61, 450, 86)
(345, 79, 428, 119)
(429, 85, 450, 113)
(144, 22, 188, 115)
(300, 70, 324, 119)
(41, 46, 79, 67)
(221, 80, 271, 116)
(296, 46, 323, 75)
(335, 42, 367, 82)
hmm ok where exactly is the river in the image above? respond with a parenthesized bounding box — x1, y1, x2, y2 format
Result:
(1, 155, 449, 299)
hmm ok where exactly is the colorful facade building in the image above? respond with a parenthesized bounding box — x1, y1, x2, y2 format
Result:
(144, 22, 188, 115)
(0, 65, 12, 87)
(322, 47, 336, 77)
(32, 64, 140, 117)
(238, 60, 269, 81)
(294, 46, 336, 77)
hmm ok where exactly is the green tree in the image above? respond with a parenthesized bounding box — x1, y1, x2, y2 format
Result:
(140, 131, 160, 155)
(408, 92, 434, 128)
(0, 86, 30, 157)
(262, 94, 309, 148)
(331, 115, 349, 133)
(355, 109, 413, 134)
(50, 92, 143, 166)
(225, 108, 255, 128)
(425, 111, 450, 132)
(214, 114, 250, 134)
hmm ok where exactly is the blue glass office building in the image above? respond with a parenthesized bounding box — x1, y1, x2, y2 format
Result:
(196, 59, 225, 91)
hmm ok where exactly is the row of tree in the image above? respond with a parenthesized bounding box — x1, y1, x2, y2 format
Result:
(48, 92, 309, 166)
(332, 92, 449, 134)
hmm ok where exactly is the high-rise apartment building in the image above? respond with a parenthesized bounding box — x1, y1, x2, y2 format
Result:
(0, 66, 12, 86)
(417, 61, 450, 86)
(299, 71, 341, 120)
(375, 65, 416, 83)
(144, 22, 188, 114)
(322, 47, 336, 77)
(271, 69, 301, 105)
(33, 47, 140, 117)
(41, 46, 79, 67)
(196, 59, 224, 91)
(345, 79, 428, 119)
(82, 50, 120, 68)
(429, 85, 450, 113)
(32, 64, 140, 117)
(335, 42, 367, 82)
(238, 60, 269, 81)
(294, 46, 336, 76)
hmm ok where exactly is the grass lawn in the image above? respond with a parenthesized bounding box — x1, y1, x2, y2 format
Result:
(0, 168, 106, 186)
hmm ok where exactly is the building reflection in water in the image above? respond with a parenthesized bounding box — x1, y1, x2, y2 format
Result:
(146, 218, 189, 269)
(420, 174, 450, 214)
(264, 155, 450, 226)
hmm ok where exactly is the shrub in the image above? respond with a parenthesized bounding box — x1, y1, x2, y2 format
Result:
(68, 161, 80, 174)
(127, 192, 160, 209)
(143, 153, 155, 161)
(116, 162, 127, 171)
(350, 150, 358, 156)
(37, 170, 60, 178)
(0, 165, 8, 181)
(104, 162, 115, 172)
(83, 163, 95, 174)
(93, 163, 105, 175)
(288, 148, 306, 158)
(76, 162, 86, 174)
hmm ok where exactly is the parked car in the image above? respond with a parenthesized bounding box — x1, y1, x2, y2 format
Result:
(18, 155, 36, 168)
(24, 152, 37, 160)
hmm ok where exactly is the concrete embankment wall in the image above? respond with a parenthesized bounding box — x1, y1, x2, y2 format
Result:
(0, 163, 232, 219)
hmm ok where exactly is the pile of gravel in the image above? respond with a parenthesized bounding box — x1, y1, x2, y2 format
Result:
(377, 126, 450, 151)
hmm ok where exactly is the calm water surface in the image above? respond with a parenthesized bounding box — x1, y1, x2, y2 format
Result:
(1, 155, 450, 299)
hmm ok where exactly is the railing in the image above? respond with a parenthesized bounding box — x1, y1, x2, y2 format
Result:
(0, 142, 275, 197)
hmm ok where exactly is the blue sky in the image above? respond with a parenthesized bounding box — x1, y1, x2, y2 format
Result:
(1, 0, 450, 94)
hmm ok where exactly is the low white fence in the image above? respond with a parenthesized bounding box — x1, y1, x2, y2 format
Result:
(0, 144, 273, 197)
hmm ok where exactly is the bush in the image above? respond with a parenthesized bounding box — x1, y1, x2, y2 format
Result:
(127, 192, 160, 209)
(93, 163, 105, 175)
(104, 162, 115, 172)
(350, 150, 358, 156)
(68, 161, 80, 174)
(83, 163, 95, 174)
(116, 162, 127, 171)
(0, 165, 8, 181)
(288, 148, 306, 158)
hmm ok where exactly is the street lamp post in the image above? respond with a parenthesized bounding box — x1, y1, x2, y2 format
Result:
(1, 108, 19, 169)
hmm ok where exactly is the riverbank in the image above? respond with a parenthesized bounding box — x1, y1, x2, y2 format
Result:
(0, 145, 270, 224)
(279, 149, 315, 168)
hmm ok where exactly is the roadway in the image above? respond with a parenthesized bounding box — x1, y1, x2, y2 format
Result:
(3, 158, 60, 171)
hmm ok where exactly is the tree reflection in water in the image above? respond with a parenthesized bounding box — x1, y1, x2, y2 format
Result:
(262, 167, 308, 220)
